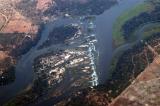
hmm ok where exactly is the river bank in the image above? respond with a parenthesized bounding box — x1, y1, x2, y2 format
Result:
(62, 23, 160, 106)
(1, 0, 148, 105)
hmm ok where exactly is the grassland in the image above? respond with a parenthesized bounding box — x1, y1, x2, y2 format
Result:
(142, 24, 160, 38)
(113, 2, 153, 47)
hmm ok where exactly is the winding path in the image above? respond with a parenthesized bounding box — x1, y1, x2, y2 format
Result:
(0, 12, 8, 31)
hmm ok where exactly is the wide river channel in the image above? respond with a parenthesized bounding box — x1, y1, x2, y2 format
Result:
(0, 0, 145, 104)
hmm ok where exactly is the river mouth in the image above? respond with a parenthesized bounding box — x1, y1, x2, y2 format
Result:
(0, 0, 146, 104)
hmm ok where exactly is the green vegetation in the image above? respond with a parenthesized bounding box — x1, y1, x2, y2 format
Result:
(44, 0, 117, 16)
(143, 24, 160, 38)
(109, 49, 125, 77)
(113, 2, 153, 47)
(38, 25, 79, 49)
(4, 89, 38, 106)
(0, 34, 23, 46)
(107, 33, 160, 100)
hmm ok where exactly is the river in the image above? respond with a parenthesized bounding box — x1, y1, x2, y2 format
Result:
(0, 0, 145, 104)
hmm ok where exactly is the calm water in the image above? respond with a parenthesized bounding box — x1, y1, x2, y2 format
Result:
(0, 0, 145, 104)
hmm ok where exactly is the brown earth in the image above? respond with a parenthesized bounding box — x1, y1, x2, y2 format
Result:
(2, 11, 38, 34)
(0, 0, 39, 78)
(0, 51, 9, 61)
(62, 55, 160, 106)
(1, 0, 160, 105)
(0, 51, 10, 75)
(36, 0, 53, 12)
(110, 56, 160, 106)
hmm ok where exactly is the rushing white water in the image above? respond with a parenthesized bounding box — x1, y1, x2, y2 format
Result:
(0, 0, 146, 104)
(86, 20, 99, 86)
(88, 42, 99, 86)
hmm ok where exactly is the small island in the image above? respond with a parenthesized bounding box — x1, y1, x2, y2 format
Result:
(38, 24, 81, 49)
